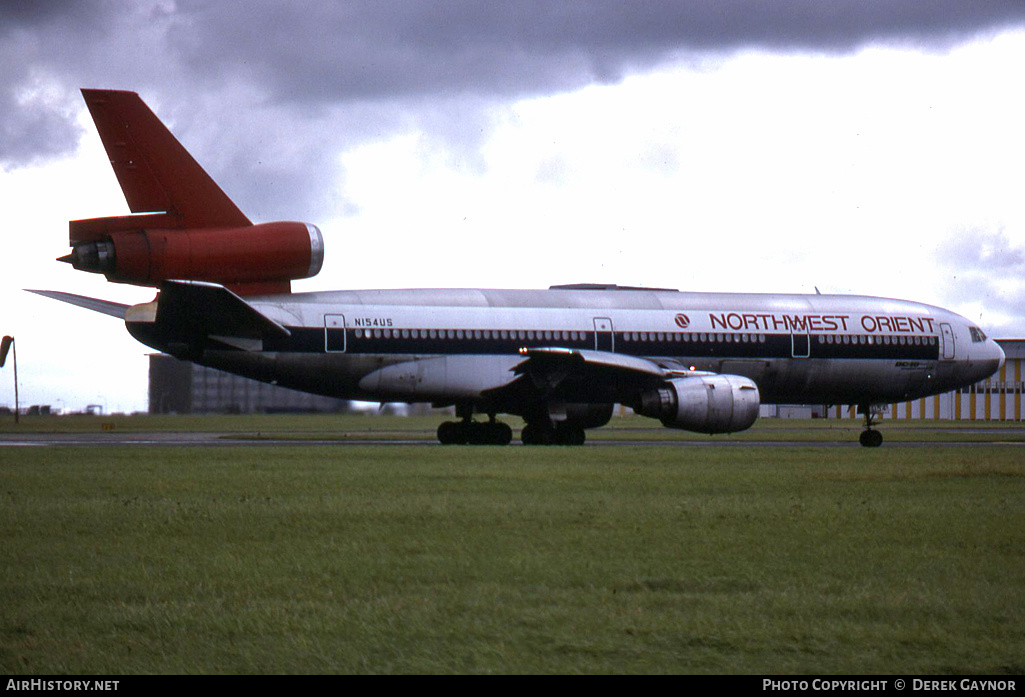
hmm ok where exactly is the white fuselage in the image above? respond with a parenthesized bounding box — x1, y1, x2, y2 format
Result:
(138, 286, 1002, 415)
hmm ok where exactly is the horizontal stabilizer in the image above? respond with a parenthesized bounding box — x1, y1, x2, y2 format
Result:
(26, 289, 130, 319)
(155, 280, 290, 341)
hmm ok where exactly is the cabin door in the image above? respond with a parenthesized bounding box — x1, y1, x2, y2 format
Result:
(593, 317, 614, 352)
(791, 332, 811, 358)
(939, 323, 955, 360)
(325, 314, 346, 353)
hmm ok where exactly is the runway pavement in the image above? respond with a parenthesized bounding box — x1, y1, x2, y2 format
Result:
(3, 430, 1024, 448)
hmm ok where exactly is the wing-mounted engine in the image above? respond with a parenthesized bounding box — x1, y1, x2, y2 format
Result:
(556, 402, 615, 430)
(635, 374, 760, 434)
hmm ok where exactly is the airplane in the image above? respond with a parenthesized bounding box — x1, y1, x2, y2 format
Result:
(32, 89, 1005, 447)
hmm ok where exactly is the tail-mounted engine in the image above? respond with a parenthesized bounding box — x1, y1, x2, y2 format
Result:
(64, 89, 326, 297)
(636, 374, 760, 434)
(62, 215, 323, 296)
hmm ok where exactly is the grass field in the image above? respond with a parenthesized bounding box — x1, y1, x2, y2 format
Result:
(1, 418, 1024, 674)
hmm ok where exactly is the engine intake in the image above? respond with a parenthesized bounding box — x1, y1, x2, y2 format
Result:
(636, 375, 760, 434)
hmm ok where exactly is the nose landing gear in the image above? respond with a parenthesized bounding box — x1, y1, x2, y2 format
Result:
(859, 406, 884, 447)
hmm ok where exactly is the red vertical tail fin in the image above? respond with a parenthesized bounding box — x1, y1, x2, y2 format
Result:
(81, 89, 251, 228)
(64, 89, 323, 296)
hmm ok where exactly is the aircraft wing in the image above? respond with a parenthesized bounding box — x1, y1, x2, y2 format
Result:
(514, 347, 667, 382)
(483, 346, 690, 407)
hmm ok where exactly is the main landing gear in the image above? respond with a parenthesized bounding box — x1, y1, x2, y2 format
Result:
(437, 419, 513, 445)
(521, 420, 586, 446)
(437, 406, 513, 445)
(435, 405, 588, 446)
(859, 406, 884, 448)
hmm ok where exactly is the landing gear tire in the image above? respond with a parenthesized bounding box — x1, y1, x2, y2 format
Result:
(522, 421, 585, 445)
(437, 421, 466, 445)
(521, 421, 555, 446)
(858, 404, 884, 448)
(554, 423, 586, 446)
(859, 429, 883, 448)
(437, 420, 512, 445)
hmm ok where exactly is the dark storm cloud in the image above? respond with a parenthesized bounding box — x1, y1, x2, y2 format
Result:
(0, 1, 107, 164)
(2, 0, 1023, 219)
(166, 0, 1025, 104)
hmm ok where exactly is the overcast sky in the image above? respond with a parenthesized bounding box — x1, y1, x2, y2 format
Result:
(2, 1, 1024, 413)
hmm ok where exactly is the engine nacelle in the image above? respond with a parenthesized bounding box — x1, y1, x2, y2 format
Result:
(63, 221, 324, 292)
(636, 375, 760, 434)
(556, 402, 614, 430)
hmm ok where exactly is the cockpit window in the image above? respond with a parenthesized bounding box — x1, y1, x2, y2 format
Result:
(969, 326, 988, 343)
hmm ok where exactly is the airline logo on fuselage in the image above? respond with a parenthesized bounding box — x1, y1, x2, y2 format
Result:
(708, 312, 936, 334)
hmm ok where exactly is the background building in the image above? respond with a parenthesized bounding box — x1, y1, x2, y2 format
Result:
(149, 354, 352, 414)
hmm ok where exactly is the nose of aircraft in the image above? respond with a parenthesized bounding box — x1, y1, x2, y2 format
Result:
(994, 339, 1006, 373)
(978, 338, 1005, 381)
